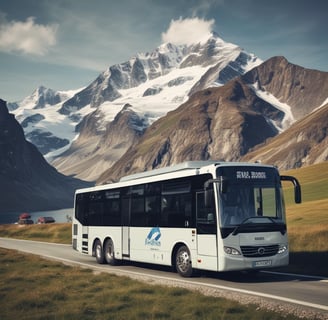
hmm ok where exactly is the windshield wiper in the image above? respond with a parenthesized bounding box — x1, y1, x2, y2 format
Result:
(232, 217, 281, 235)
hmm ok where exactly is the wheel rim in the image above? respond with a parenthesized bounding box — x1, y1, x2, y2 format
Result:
(177, 249, 190, 273)
(96, 243, 102, 259)
(106, 243, 113, 260)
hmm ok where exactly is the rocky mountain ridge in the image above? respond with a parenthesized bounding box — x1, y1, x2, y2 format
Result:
(96, 56, 328, 183)
(0, 99, 92, 213)
(242, 102, 328, 168)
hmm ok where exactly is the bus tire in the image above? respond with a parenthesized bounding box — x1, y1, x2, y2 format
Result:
(104, 238, 119, 266)
(175, 245, 193, 277)
(95, 240, 105, 264)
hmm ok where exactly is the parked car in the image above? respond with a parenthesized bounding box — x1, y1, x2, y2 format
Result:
(19, 213, 31, 220)
(37, 216, 55, 224)
(18, 219, 34, 225)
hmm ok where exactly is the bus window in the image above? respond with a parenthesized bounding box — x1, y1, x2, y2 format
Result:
(161, 194, 191, 227)
(131, 185, 144, 196)
(131, 194, 146, 227)
(145, 196, 160, 226)
(88, 202, 103, 225)
(87, 191, 104, 226)
(145, 182, 161, 195)
(196, 192, 216, 234)
(254, 187, 278, 218)
(75, 193, 87, 225)
(162, 181, 190, 195)
(104, 190, 121, 226)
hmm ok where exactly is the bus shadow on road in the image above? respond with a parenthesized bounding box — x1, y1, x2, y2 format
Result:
(199, 268, 326, 283)
(123, 259, 327, 284)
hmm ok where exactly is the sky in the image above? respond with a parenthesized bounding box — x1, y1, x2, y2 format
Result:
(0, 0, 327, 102)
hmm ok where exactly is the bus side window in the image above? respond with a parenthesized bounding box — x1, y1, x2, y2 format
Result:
(103, 190, 121, 226)
(131, 197, 146, 227)
(75, 193, 87, 225)
(161, 194, 191, 227)
(88, 191, 104, 226)
(145, 196, 160, 226)
(104, 198, 121, 226)
(88, 202, 103, 226)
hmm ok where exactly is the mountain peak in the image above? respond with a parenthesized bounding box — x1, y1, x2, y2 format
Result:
(0, 99, 9, 119)
(20, 86, 62, 109)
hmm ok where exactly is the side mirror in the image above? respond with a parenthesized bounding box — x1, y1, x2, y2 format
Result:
(204, 177, 227, 207)
(280, 175, 302, 204)
(204, 188, 214, 208)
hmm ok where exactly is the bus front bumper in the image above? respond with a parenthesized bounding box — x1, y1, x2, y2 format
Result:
(219, 252, 289, 272)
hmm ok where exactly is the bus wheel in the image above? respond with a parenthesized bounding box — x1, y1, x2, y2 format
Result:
(104, 239, 119, 266)
(175, 245, 193, 277)
(95, 240, 105, 264)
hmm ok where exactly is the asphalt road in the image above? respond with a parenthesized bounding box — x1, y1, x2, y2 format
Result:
(1, 237, 327, 317)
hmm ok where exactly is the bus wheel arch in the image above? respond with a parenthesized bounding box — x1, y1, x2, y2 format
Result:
(94, 238, 105, 264)
(172, 243, 193, 277)
(103, 237, 120, 266)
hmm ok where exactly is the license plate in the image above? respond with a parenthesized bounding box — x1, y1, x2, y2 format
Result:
(253, 260, 272, 267)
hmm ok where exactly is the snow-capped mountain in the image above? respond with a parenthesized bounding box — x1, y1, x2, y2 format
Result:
(11, 86, 85, 156)
(11, 32, 261, 169)
(97, 57, 328, 184)
(3, 28, 327, 215)
(10, 31, 328, 183)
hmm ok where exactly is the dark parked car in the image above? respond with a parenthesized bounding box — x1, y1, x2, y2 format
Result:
(18, 219, 34, 225)
(37, 217, 55, 224)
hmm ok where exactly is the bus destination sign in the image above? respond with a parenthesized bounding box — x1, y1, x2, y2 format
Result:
(236, 171, 267, 180)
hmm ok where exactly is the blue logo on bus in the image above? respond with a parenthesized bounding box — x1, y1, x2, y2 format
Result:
(145, 227, 161, 246)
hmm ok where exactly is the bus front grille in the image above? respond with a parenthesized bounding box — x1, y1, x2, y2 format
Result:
(240, 245, 279, 257)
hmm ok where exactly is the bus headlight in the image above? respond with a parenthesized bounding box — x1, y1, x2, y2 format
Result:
(278, 244, 288, 254)
(224, 246, 241, 255)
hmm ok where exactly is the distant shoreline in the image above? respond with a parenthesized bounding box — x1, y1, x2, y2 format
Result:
(0, 208, 73, 224)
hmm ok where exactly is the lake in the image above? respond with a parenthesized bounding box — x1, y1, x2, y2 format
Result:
(0, 208, 73, 224)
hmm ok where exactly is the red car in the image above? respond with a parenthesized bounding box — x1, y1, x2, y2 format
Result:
(37, 217, 55, 224)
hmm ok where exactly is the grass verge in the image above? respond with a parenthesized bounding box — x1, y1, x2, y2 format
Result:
(0, 248, 304, 320)
(0, 223, 71, 244)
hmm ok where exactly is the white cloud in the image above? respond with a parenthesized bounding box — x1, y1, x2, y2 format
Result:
(161, 17, 215, 46)
(0, 16, 58, 56)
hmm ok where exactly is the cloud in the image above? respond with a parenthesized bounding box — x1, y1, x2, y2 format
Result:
(161, 17, 215, 46)
(0, 16, 58, 56)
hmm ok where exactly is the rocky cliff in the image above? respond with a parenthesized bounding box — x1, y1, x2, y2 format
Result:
(242, 56, 328, 120)
(51, 104, 146, 181)
(0, 99, 92, 213)
(96, 79, 283, 183)
(242, 103, 328, 169)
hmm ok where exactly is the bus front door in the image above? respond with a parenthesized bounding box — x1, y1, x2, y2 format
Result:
(196, 192, 218, 271)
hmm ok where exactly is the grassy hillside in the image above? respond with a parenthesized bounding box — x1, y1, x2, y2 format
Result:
(282, 162, 328, 206)
(278, 162, 328, 276)
(281, 162, 328, 251)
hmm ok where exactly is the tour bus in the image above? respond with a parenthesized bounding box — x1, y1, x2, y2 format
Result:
(72, 161, 301, 277)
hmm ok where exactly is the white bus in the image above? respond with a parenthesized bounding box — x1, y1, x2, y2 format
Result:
(72, 161, 301, 277)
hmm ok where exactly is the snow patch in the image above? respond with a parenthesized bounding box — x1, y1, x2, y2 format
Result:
(251, 83, 295, 131)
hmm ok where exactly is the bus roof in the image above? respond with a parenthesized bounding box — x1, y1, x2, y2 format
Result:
(75, 161, 277, 194)
(119, 161, 221, 182)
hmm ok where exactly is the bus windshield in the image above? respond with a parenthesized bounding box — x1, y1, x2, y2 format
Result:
(219, 185, 285, 228)
(216, 166, 286, 236)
